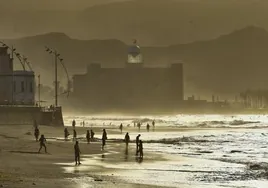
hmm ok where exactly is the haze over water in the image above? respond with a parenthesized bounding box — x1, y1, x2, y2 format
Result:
(63, 114, 268, 187)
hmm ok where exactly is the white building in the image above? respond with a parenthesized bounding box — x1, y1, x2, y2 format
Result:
(0, 47, 35, 105)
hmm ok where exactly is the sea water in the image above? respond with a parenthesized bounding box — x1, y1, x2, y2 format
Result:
(63, 114, 268, 188)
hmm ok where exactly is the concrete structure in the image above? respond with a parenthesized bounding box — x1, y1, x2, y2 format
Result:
(72, 43, 183, 112)
(0, 47, 35, 105)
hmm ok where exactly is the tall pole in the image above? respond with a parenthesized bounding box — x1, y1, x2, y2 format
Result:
(55, 52, 58, 107)
(11, 46, 14, 105)
(38, 75, 41, 107)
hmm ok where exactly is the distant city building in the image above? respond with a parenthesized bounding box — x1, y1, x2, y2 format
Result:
(0, 47, 35, 105)
(71, 42, 183, 111)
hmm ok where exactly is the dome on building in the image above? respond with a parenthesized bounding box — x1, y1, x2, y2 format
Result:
(128, 45, 141, 57)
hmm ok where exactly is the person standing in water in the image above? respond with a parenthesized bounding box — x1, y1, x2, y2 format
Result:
(139, 140, 143, 158)
(119, 123, 123, 133)
(102, 129, 107, 150)
(74, 141, 81, 165)
(146, 123, 150, 132)
(152, 120, 155, 131)
(73, 129, 77, 141)
(124, 132, 130, 148)
(72, 119, 76, 128)
(86, 130, 90, 144)
(137, 122, 141, 132)
(34, 126, 40, 142)
(64, 128, 70, 140)
(38, 134, 47, 153)
(82, 121, 85, 127)
(136, 134, 141, 155)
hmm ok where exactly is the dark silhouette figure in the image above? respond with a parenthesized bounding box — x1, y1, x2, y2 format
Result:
(72, 119, 76, 128)
(73, 129, 77, 141)
(146, 123, 150, 132)
(64, 128, 70, 140)
(152, 120, 155, 131)
(102, 129, 107, 149)
(137, 122, 141, 131)
(124, 132, 130, 148)
(38, 134, 47, 153)
(34, 127, 40, 142)
(119, 123, 123, 133)
(74, 141, 81, 165)
(136, 134, 141, 155)
(86, 130, 90, 144)
(139, 140, 143, 158)
(82, 121, 85, 127)
(90, 129, 95, 140)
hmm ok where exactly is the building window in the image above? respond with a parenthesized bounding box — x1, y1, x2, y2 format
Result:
(21, 81, 24, 92)
(13, 81, 16, 93)
(29, 82, 33, 93)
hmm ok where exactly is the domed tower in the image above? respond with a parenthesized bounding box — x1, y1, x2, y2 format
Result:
(126, 40, 143, 68)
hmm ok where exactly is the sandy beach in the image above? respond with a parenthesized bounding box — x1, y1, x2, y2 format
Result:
(0, 124, 168, 188)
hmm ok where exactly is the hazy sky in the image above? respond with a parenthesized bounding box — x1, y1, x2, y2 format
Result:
(0, 0, 129, 10)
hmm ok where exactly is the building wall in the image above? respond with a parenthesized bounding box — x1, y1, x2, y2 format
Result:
(72, 63, 183, 110)
(0, 72, 35, 105)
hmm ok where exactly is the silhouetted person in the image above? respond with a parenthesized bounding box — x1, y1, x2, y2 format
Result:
(124, 132, 130, 148)
(82, 121, 85, 127)
(86, 130, 90, 144)
(90, 129, 95, 140)
(34, 127, 40, 142)
(152, 120, 155, 131)
(119, 123, 123, 133)
(74, 141, 81, 165)
(102, 129, 107, 149)
(64, 128, 70, 140)
(146, 123, 150, 132)
(136, 134, 141, 155)
(137, 122, 141, 131)
(72, 119, 76, 128)
(38, 134, 47, 153)
(73, 129, 77, 141)
(139, 140, 143, 158)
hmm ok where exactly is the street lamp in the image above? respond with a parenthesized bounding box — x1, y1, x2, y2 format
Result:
(45, 46, 70, 106)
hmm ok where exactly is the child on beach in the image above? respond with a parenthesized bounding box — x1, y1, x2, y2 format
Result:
(90, 129, 95, 140)
(119, 123, 123, 133)
(64, 128, 70, 140)
(38, 134, 47, 153)
(74, 141, 81, 165)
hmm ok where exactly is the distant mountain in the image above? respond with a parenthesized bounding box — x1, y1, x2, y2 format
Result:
(2, 0, 268, 45)
(3, 26, 268, 99)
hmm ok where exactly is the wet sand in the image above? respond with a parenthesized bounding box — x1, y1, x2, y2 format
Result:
(0, 125, 168, 188)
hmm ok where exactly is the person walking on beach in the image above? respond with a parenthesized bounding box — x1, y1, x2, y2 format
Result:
(139, 140, 143, 158)
(119, 123, 123, 133)
(38, 134, 47, 153)
(73, 129, 77, 141)
(102, 129, 107, 150)
(72, 119, 76, 128)
(90, 129, 95, 140)
(34, 126, 40, 142)
(64, 128, 70, 140)
(136, 134, 141, 155)
(74, 141, 81, 165)
(146, 123, 150, 132)
(124, 132, 130, 148)
(86, 130, 90, 144)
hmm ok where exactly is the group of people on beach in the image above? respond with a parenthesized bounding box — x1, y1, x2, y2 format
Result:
(34, 119, 154, 165)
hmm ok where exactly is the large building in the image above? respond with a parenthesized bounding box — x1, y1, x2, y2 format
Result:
(0, 47, 35, 105)
(72, 43, 183, 112)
